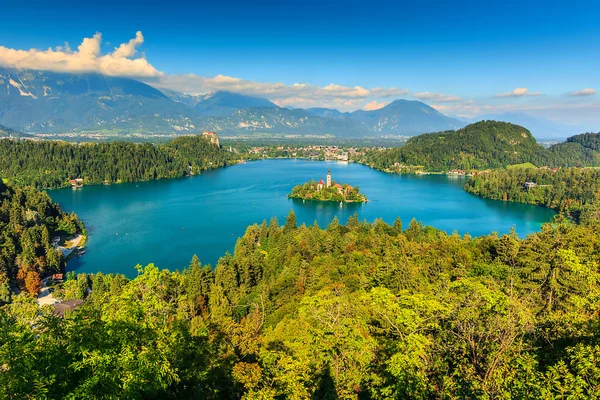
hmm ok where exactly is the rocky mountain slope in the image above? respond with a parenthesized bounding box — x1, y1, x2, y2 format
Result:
(0, 68, 469, 137)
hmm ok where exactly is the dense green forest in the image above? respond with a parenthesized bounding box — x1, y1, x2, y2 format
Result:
(465, 167, 600, 224)
(0, 179, 84, 302)
(2, 213, 599, 398)
(546, 132, 600, 167)
(358, 121, 600, 172)
(0, 135, 235, 189)
(2, 123, 600, 398)
(2, 125, 599, 191)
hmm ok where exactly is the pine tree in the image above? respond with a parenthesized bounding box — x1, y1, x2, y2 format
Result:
(284, 210, 297, 232)
(393, 216, 403, 235)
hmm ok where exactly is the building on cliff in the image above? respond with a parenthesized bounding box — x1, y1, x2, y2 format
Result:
(202, 131, 220, 147)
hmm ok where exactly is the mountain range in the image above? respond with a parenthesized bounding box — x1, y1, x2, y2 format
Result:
(0, 67, 469, 137)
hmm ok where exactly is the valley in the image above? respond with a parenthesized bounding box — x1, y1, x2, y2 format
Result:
(0, 67, 466, 138)
(1, 6, 600, 397)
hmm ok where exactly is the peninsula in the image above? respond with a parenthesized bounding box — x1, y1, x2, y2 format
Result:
(288, 169, 368, 203)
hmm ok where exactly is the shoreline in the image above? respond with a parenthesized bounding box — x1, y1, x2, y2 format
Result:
(287, 195, 369, 204)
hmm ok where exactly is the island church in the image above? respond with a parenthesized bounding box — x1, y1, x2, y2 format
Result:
(317, 169, 332, 190)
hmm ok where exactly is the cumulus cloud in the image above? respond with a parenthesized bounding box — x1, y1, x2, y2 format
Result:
(495, 87, 541, 98)
(570, 88, 597, 96)
(412, 91, 461, 102)
(0, 31, 161, 78)
(370, 87, 409, 97)
(151, 73, 409, 110)
(363, 100, 387, 110)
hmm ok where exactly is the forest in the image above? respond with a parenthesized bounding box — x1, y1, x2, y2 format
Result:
(464, 167, 600, 224)
(1, 212, 599, 398)
(2, 124, 599, 191)
(357, 122, 600, 172)
(0, 135, 235, 189)
(0, 179, 84, 303)
(2, 125, 600, 398)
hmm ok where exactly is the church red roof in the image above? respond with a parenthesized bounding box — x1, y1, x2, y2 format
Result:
(318, 179, 324, 184)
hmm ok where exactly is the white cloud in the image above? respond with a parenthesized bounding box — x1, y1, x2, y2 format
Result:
(371, 87, 409, 97)
(8, 32, 595, 123)
(495, 87, 541, 98)
(431, 101, 600, 120)
(0, 31, 161, 78)
(363, 100, 387, 110)
(151, 73, 408, 110)
(412, 91, 461, 102)
(570, 88, 597, 97)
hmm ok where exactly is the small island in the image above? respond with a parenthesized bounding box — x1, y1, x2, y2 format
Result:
(288, 169, 368, 203)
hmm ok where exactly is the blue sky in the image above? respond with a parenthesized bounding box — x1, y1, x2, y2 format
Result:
(0, 0, 598, 127)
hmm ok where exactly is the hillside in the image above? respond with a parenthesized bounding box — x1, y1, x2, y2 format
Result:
(200, 106, 369, 136)
(350, 99, 467, 134)
(0, 68, 468, 137)
(360, 121, 549, 171)
(0, 180, 84, 301)
(4, 214, 600, 398)
(547, 132, 600, 166)
(465, 167, 600, 223)
(195, 91, 277, 117)
(463, 112, 585, 139)
(0, 67, 198, 133)
(0, 135, 235, 189)
(0, 123, 29, 138)
(158, 88, 207, 107)
(305, 107, 352, 119)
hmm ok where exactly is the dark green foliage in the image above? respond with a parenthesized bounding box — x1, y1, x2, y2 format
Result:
(0, 135, 234, 189)
(360, 121, 549, 171)
(0, 180, 81, 300)
(546, 132, 600, 166)
(464, 167, 600, 224)
(284, 209, 297, 232)
(359, 121, 600, 172)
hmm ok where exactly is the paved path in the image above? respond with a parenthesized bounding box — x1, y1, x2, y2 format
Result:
(65, 234, 84, 248)
(37, 277, 58, 306)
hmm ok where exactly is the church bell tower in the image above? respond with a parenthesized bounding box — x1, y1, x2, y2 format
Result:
(326, 169, 332, 188)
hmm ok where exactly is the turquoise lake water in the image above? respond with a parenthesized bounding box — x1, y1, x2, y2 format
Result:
(49, 159, 555, 277)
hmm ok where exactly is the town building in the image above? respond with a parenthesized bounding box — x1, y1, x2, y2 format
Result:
(53, 299, 83, 318)
(69, 178, 84, 187)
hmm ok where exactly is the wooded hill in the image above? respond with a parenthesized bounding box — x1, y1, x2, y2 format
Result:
(465, 167, 600, 224)
(0, 179, 84, 302)
(359, 121, 600, 171)
(0, 135, 235, 189)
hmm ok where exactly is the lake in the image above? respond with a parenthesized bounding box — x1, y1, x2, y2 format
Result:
(49, 159, 555, 277)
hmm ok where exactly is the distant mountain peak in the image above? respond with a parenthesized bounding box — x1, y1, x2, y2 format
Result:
(348, 98, 465, 134)
(195, 91, 278, 117)
(0, 68, 468, 137)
